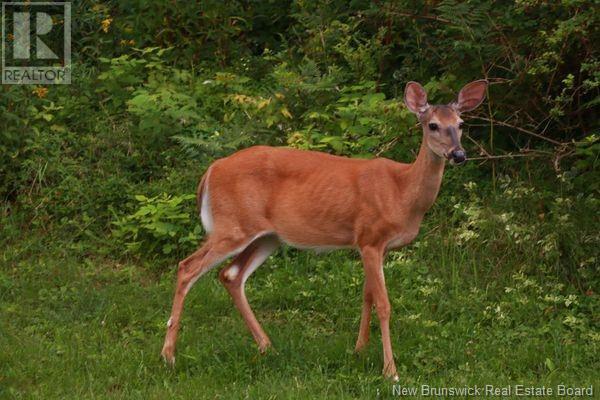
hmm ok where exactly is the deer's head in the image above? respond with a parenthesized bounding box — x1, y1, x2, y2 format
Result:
(404, 80, 488, 165)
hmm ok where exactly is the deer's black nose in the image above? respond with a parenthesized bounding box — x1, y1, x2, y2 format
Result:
(450, 149, 466, 164)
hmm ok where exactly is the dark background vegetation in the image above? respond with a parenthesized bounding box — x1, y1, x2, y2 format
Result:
(1, 1, 598, 398)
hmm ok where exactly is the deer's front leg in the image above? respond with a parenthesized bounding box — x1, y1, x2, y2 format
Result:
(360, 245, 398, 381)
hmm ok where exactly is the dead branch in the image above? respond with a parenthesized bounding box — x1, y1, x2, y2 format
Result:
(470, 116, 564, 146)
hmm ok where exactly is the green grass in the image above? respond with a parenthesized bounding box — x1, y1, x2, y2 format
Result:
(1, 226, 598, 399)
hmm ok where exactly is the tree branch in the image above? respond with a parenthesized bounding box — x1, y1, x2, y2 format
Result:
(469, 116, 564, 146)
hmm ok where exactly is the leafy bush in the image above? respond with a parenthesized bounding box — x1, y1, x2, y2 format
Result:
(1, 1, 597, 268)
(112, 194, 201, 257)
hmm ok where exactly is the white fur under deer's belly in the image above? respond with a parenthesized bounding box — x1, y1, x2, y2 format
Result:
(386, 230, 419, 250)
(279, 237, 352, 254)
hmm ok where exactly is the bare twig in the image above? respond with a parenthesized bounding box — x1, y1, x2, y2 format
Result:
(466, 146, 576, 174)
(465, 134, 492, 157)
(376, 136, 401, 157)
(553, 144, 576, 172)
(467, 153, 545, 161)
(469, 116, 564, 146)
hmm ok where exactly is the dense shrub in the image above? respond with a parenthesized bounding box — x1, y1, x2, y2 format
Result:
(0, 1, 597, 282)
(112, 193, 201, 257)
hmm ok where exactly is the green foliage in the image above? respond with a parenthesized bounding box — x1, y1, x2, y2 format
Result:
(112, 194, 201, 256)
(0, 2, 598, 396)
(3, 0, 598, 207)
(433, 175, 599, 289)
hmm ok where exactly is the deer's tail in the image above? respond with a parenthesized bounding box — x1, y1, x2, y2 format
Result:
(196, 170, 208, 215)
(196, 167, 214, 233)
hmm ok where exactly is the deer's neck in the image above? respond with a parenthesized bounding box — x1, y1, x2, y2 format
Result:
(405, 139, 446, 212)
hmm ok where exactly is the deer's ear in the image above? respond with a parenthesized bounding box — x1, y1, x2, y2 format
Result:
(404, 81, 429, 115)
(454, 79, 488, 113)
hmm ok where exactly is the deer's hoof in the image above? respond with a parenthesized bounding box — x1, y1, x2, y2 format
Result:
(354, 340, 368, 353)
(383, 371, 399, 382)
(258, 339, 272, 354)
(383, 365, 399, 382)
(161, 346, 176, 367)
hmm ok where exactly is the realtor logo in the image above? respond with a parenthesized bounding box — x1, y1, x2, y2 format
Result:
(2, 2, 71, 84)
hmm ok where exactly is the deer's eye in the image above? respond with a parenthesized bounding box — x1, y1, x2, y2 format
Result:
(458, 122, 465, 129)
(428, 123, 438, 131)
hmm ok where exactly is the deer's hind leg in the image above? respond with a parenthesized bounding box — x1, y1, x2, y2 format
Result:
(161, 230, 261, 365)
(355, 280, 374, 352)
(219, 235, 279, 352)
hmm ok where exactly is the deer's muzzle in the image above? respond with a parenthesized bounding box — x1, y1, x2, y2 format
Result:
(449, 149, 466, 165)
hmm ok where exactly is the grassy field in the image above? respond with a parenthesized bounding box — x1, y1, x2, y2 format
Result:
(1, 204, 598, 399)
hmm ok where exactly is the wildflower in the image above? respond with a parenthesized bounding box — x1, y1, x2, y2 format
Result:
(101, 17, 113, 33)
(119, 39, 136, 46)
(32, 87, 48, 99)
(280, 107, 292, 119)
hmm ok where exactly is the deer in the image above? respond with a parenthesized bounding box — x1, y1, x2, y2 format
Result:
(160, 79, 488, 380)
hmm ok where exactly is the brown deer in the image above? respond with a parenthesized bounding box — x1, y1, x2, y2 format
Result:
(161, 79, 488, 380)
